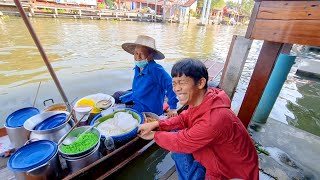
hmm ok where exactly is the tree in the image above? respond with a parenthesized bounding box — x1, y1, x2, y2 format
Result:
(240, 0, 254, 16)
(197, 0, 225, 9)
(225, 0, 254, 16)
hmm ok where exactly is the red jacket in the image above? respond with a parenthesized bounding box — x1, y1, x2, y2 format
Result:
(154, 88, 259, 180)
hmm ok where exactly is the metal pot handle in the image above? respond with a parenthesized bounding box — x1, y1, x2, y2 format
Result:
(43, 99, 54, 106)
(24, 138, 40, 145)
(26, 161, 50, 176)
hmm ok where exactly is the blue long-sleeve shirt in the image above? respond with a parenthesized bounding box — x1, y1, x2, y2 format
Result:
(128, 60, 178, 115)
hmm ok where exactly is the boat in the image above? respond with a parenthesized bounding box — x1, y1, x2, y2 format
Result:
(0, 59, 223, 179)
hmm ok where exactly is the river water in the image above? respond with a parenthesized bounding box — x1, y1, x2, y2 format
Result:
(0, 17, 319, 135)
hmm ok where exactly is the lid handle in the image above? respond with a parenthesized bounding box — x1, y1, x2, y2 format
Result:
(43, 99, 54, 107)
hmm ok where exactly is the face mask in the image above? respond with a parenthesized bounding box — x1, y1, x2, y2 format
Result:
(135, 59, 148, 68)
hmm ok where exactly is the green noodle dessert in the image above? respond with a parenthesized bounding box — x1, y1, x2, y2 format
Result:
(61, 132, 99, 154)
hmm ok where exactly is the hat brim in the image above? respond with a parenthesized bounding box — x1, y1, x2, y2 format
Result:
(122, 43, 165, 60)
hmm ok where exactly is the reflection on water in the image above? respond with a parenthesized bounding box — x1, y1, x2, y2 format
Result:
(109, 146, 175, 180)
(287, 77, 320, 136)
(0, 17, 320, 137)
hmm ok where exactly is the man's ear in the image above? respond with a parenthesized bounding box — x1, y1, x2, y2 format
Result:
(197, 78, 206, 89)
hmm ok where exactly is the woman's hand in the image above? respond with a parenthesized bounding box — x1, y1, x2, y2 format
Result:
(138, 131, 156, 140)
(166, 109, 178, 118)
(138, 121, 159, 137)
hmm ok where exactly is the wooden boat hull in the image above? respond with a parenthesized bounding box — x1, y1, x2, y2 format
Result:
(63, 137, 156, 179)
(0, 127, 157, 179)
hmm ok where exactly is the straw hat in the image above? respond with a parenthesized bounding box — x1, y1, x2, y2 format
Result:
(122, 35, 165, 60)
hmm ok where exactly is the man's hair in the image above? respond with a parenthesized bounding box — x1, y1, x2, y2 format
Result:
(171, 58, 208, 89)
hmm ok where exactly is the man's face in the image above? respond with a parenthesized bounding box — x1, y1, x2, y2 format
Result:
(134, 46, 150, 61)
(172, 75, 201, 106)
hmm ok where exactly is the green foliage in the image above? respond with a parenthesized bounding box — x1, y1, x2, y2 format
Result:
(42, 8, 53, 13)
(211, 0, 225, 9)
(225, 0, 254, 16)
(97, 3, 106, 9)
(189, 9, 199, 18)
(107, 0, 114, 8)
(57, 9, 66, 14)
(240, 0, 254, 16)
(197, 0, 225, 9)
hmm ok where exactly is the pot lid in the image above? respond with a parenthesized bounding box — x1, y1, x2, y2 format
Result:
(33, 113, 67, 130)
(5, 107, 40, 128)
(8, 140, 57, 172)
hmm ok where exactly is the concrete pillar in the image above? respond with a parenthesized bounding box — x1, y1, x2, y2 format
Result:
(252, 54, 296, 124)
(163, 0, 167, 22)
(200, 0, 207, 25)
(204, 0, 211, 24)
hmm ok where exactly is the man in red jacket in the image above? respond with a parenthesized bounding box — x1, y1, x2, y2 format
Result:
(138, 58, 259, 180)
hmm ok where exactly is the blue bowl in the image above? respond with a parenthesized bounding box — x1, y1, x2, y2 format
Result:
(90, 108, 144, 146)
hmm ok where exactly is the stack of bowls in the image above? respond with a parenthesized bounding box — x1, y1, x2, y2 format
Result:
(58, 126, 101, 173)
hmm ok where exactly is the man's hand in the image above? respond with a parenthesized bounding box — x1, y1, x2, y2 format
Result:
(138, 131, 156, 140)
(138, 121, 159, 137)
(166, 109, 178, 118)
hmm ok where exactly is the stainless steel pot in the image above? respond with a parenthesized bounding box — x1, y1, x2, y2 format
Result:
(4, 125, 30, 149)
(13, 150, 61, 180)
(43, 103, 67, 112)
(43, 99, 67, 112)
(8, 140, 61, 180)
(64, 140, 101, 173)
(58, 126, 101, 158)
(24, 111, 74, 143)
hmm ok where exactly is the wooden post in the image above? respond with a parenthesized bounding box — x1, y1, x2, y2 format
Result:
(220, 35, 252, 100)
(237, 41, 283, 127)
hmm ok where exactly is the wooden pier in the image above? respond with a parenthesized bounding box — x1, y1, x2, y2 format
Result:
(0, 2, 178, 22)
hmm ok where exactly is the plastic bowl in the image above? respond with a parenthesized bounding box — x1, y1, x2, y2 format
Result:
(90, 108, 144, 146)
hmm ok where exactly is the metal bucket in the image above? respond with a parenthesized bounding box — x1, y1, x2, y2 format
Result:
(58, 126, 101, 158)
(64, 140, 101, 173)
(4, 125, 30, 149)
(5, 107, 40, 149)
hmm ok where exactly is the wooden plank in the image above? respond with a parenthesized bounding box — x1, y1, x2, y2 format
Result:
(258, 1, 320, 20)
(238, 41, 283, 127)
(220, 35, 252, 100)
(251, 19, 320, 46)
(245, 2, 260, 39)
(281, 44, 293, 54)
(203, 60, 224, 81)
